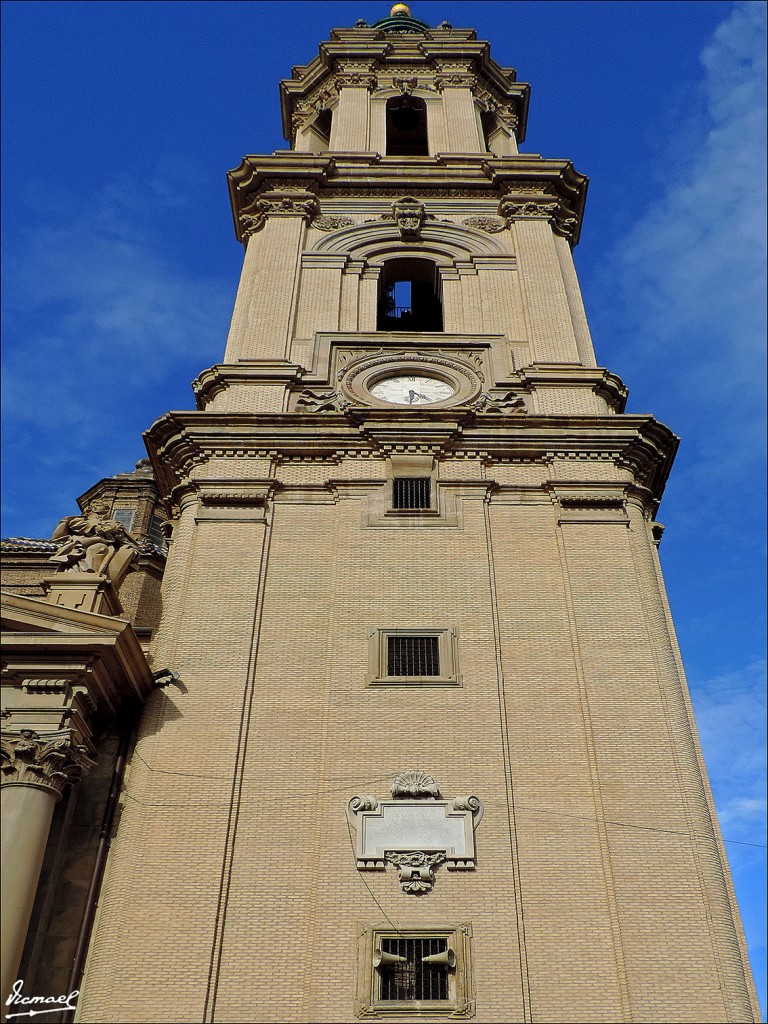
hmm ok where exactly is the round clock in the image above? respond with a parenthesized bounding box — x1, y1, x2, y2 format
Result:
(369, 375, 455, 406)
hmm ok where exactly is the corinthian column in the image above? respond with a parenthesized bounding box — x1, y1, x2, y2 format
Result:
(0, 730, 95, 1009)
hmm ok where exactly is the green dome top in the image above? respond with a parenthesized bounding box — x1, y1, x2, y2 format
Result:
(371, 4, 431, 34)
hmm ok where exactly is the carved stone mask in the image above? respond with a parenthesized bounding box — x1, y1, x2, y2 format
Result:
(393, 196, 426, 240)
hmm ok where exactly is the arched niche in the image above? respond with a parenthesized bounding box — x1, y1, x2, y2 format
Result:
(369, 88, 442, 157)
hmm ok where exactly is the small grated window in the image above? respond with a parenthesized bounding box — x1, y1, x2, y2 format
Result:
(379, 937, 449, 1001)
(393, 478, 431, 510)
(388, 635, 440, 677)
(112, 508, 135, 531)
(148, 513, 167, 552)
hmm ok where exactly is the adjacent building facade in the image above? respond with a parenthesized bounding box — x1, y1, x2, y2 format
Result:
(1, 6, 760, 1022)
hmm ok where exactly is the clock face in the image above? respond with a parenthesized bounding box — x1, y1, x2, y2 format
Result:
(369, 375, 455, 406)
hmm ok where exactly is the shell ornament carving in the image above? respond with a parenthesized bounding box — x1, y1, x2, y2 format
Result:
(391, 770, 441, 799)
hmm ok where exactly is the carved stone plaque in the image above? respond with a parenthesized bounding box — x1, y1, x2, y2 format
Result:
(348, 772, 483, 893)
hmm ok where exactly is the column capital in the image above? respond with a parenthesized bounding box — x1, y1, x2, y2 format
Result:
(238, 188, 320, 240)
(1, 729, 96, 800)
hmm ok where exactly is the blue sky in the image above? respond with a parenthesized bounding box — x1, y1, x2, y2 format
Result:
(2, 0, 765, 1011)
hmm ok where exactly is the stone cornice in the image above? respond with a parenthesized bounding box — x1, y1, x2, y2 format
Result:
(1, 591, 154, 722)
(227, 154, 587, 245)
(143, 409, 678, 510)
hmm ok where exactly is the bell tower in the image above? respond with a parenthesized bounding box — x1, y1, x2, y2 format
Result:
(74, 6, 758, 1022)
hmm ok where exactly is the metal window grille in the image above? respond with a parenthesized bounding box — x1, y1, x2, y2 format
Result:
(112, 508, 135, 531)
(393, 478, 431, 510)
(148, 514, 167, 553)
(379, 937, 449, 1001)
(387, 635, 440, 677)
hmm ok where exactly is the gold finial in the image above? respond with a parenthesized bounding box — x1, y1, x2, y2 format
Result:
(390, 3, 411, 15)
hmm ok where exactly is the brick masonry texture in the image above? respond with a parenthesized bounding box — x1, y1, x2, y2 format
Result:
(71, 16, 759, 1024)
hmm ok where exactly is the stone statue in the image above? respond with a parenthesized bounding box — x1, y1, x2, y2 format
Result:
(49, 499, 143, 587)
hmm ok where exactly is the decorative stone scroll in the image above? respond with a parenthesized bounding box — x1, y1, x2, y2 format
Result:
(238, 189, 320, 239)
(499, 199, 560, 220)
(312, 215, 355, 232)
(295, 388, 349, 413)
(334, 70, 378, 91)
(462, 216, 506, 233)
(471, 390, 526, 414)
(348, 772, 483, 895)
(1, 729, 96, 799)
(499, 194, 579, 241)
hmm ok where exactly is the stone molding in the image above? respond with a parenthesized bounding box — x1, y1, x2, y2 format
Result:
(1, 728, 96, 799)
(1, 590, 155, 722)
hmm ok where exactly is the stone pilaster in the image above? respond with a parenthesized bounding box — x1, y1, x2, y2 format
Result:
(1, 730, 95, 1008)
(439, 85, 482, 153)
(223, 190, 317, 362)
(510, 214, 582, 363)
(330, 83, 372, 151)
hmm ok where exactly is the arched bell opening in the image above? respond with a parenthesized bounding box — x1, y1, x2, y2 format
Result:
(480, 110, 497, 153)
(386, 96, 428, 157)
(377, 258, 443, 332)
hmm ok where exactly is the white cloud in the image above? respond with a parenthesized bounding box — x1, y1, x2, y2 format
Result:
(591, 1, 766, 455)
(692, 659, 767, 841)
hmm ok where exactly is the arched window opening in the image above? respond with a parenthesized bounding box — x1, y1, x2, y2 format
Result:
(377, 259, 443, 331)
(480, 110, 497, 153)
(386, 96, 428, 156)
(303, 108, 333, 153)
(314, 108, 332, 145)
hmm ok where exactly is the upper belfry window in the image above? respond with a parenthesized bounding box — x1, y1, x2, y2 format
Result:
(386, 96, 428, 156)
(303, 108, 332, 154)
(377, 259, 443, 332)
(480, 110, 496, 152)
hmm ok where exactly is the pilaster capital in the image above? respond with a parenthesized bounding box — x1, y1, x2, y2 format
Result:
(239, 188, 320, 240)
(334, 61, 379, 92)
(1, 728, 96, 799)
(434, 74, 477, 91)
(499, 193, 580, 243)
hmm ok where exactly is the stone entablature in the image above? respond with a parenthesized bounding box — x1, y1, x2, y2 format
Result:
(226, 154, 587, 245)
(143, 400, 677, 523)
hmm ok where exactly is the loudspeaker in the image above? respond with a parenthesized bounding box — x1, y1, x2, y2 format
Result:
(373, 947, 407, 967)
(421, 947, 456, 969)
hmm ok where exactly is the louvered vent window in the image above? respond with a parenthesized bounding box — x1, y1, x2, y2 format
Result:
(112, 508, 135, 531)
(393, 477, 431, 510)
(387, 635, 440, 677)
(379, 938, 449, 1001)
